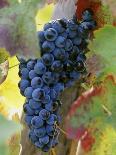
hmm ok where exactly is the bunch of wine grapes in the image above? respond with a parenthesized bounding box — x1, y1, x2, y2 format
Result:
(18, 9, 96, 152)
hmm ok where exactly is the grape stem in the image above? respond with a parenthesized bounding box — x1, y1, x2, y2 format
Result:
(55, 123, 67, 136)
(102, 104, 112, 116)
(51, 148, 56, 155)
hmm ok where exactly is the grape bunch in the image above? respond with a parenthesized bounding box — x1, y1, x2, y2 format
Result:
(18, 9, 96, 152)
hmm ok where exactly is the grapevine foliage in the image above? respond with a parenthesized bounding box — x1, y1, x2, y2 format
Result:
(18, 10, 96, 152)
(0, 0, 49, 59)
(66, 76, 116, 154)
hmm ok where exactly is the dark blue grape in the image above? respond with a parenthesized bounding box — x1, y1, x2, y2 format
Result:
(42, 53, 54, 66)
(53, 48, 66, 61)
(39, 109, 50, 120)
(44, 22, 52, 31)
(34, 127, 46, 138)
(52, 20, 65, 33)
(19, 79, 30, 92)
(42, 72, 54, 85)
(25, 115, 33, 126)
(29, 70, 38, 79)
(31, 116, 44, 128)
(29, 99, 41, 109)
(55, 36, 66, 48)
(44, 28, 58, 41)
(38, 31, 45, 43)
(47, 114, 57, 125)
(27, 60, 36, 71)
(20, 68, 29, 79)
(42, 41, 55, 53)
(34, 61, 46, 75)
(82, 9, 94, 21)
(39, 135, 49, 145)
(51, 61, 63, 72)
(32, 88, 45, 101)
(31, 77, 43, 88)
(23, 103, 35, 115)
(24, 87, 33, 98)
(35, 141, 44, 148)
(65, 39, 73, 51)
(29, 130, 38, 143)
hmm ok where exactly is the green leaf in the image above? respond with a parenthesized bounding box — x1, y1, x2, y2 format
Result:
(0, 114, 22, 144)
(89, 25, 116, 78)
(0, 144, 8, 155)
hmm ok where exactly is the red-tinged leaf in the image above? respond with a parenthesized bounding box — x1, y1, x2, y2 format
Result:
(66, 76, 116, 153)
(68, 86, 102, 117)
(0, 0, 9, 9)
(81, 131, 95, 152)
(76, 0, 113, 27)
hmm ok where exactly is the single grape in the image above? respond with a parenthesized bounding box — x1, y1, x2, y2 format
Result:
(54, 83, 64, 93)
(23, 103, 35, 115)
(42, 72, 54, 85)
(42, 95, 51, 104)
(35, 141, 44, 148)
(34, 127, 46, 138)
(39, 109, 50, 120)
(46, 125, 56, 136)
(47, 114, 57, 125)
(42, 53, 54, 66)
(29, 70, 38, 79)
(53, 48, 66, 61)
(27, 60, 36, 71)
(55, 36, 66, 48)
(20, 68, 29, 79)
(29, 130, 38, 143)
(72, 37, 82, 45)
(44, 22, 52, 31)
(52, 20, 65, 33)
(24, 87, 33, 98)
(42, 41, 55, 53)
(39, 135, 49, 145)
(29, 99, 41, 109)
(82, 9, 94, 21)
(51, 61, 63, 72)
(18, 79, 30, 92)
(49, 89, 58, 100)
(67, 29, 77, 38)
(42, 145, 50, 152)
(25, 115, 33, 126)
(31, 116, 44, 128)
(44, 28, 58, 41)
(38, 31, 45, 43)
(31, 77, 43, 88)
(32, 88, 45, 101)
(65, 39, 73, 51)
(34, 61, 46, 75)
(68, 20, 78, 30)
